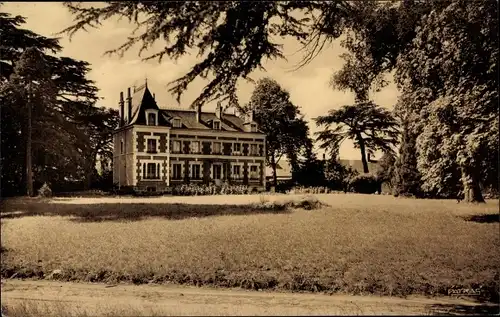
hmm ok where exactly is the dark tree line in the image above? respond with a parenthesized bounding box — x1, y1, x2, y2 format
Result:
(0, 10, 119, 197)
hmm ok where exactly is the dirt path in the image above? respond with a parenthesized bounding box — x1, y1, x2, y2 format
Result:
(2, 280, 495, 316)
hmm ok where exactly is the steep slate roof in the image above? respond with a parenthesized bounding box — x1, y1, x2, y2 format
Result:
(162, 110, 207, 129)
(129, 85, 149, 124)
(122, 84, 259, 133)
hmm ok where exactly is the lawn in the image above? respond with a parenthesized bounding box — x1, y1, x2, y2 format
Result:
(1, 194, 498, 302)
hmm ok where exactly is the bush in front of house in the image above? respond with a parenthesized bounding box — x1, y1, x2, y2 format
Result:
(171, 184, 251, 196)
(37, 183, 52, 198)
(348, 174, 380, 194)
(56, 189, 110, 198)
(286, 186, 337, 195)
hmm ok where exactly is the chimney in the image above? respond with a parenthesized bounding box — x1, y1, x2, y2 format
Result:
(153, 93, 156, 100)
(126, 87, 132, 124)
(245, 109, 255, 123)
(195, 104, 201, 123)
(215, 101, 223, 119)
(119, 91, 124, 127)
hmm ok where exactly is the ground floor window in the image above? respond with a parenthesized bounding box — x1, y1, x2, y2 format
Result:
(213, 164, 222, 180)
(249, 165, 259, 179)
(232, 164, 241, 179)
(172, 163, 182, 180)
(191, 163, 201, 180)
(143, 162, 161, 179)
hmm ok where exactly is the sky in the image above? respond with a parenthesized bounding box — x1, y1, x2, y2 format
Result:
(4, 2, 400, 160)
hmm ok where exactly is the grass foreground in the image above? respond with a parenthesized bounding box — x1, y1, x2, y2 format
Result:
(1, 194, 499, 303)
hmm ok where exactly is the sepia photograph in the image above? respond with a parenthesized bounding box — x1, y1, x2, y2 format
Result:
(0, 1, 498, 316)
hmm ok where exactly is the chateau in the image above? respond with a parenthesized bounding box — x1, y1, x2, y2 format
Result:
(112, 82, 267, 192)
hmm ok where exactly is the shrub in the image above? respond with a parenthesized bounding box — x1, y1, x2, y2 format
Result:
(286, 195, 326, 210)
(286, 186, 334, 195)
(252, 195, 327, 211)
(374, 152, 396, 190)
(171, 184, 251, 196)
(274, 180, 295, 193)
(349, 174, 380, 194)
(57, 190, 109, 198)
(37, 183, 52, 198)
(324, 160, 359, 191)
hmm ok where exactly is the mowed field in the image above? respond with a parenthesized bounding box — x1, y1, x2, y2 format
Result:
(1, 194, 499, 302)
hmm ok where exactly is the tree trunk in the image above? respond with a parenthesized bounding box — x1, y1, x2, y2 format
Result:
(461, 167, 485, 203)
(270, 153, 278, 187)
(357, 134, 369, 174)
(26, 93, 34, 197)
(83, 155, 97, 190)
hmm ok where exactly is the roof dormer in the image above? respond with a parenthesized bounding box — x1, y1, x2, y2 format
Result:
(172, 117, 182, 128)
(145, 109, 158, 126)
(213, 119, 221, 130)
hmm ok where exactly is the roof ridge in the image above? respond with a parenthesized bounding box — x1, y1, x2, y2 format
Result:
(161, 108, 238, 115)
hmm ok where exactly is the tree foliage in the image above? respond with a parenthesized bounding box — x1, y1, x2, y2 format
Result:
(324, 158, 358, 191)
(1, 48, 59, 195)
(315, 101, 398, 174)
(375, 151, 396, 188)
(392, 119, 423, 198)
(393, 0, 498, 202)
(292, 138, 327, 188)
(239, 77, 310, 187)
(333, 0, 498, 202)
(61, 1, 359, 108)
(0, 10, 119, 196)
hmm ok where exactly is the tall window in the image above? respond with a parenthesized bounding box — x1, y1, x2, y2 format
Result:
(173, 118, 181, 128)
(213, 164, 222, 180)
(147, 112, 157, 126)
(232, 165, 241, 179)
(250, 123, 257, 132)
(172, 140, 181, 153)
(213, 120, 221, 130)
(191, 164, 201, 180)
(233, 143, 241, 154)
(190, 141, 200, 154)
(250, 165, 258, 179)
(120, 140, 124, 154)
(146, 139, 157, 153)
(143, 162, 160, 179)
(212, 142, 221, 154)
(172, 163, 182, 180)
(250, 144, 258, 156)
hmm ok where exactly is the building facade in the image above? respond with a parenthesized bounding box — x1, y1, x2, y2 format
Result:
(112, 83, 266, 192)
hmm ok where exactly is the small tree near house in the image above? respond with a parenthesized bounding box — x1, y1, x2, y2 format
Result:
(239, 77, 311, 187)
